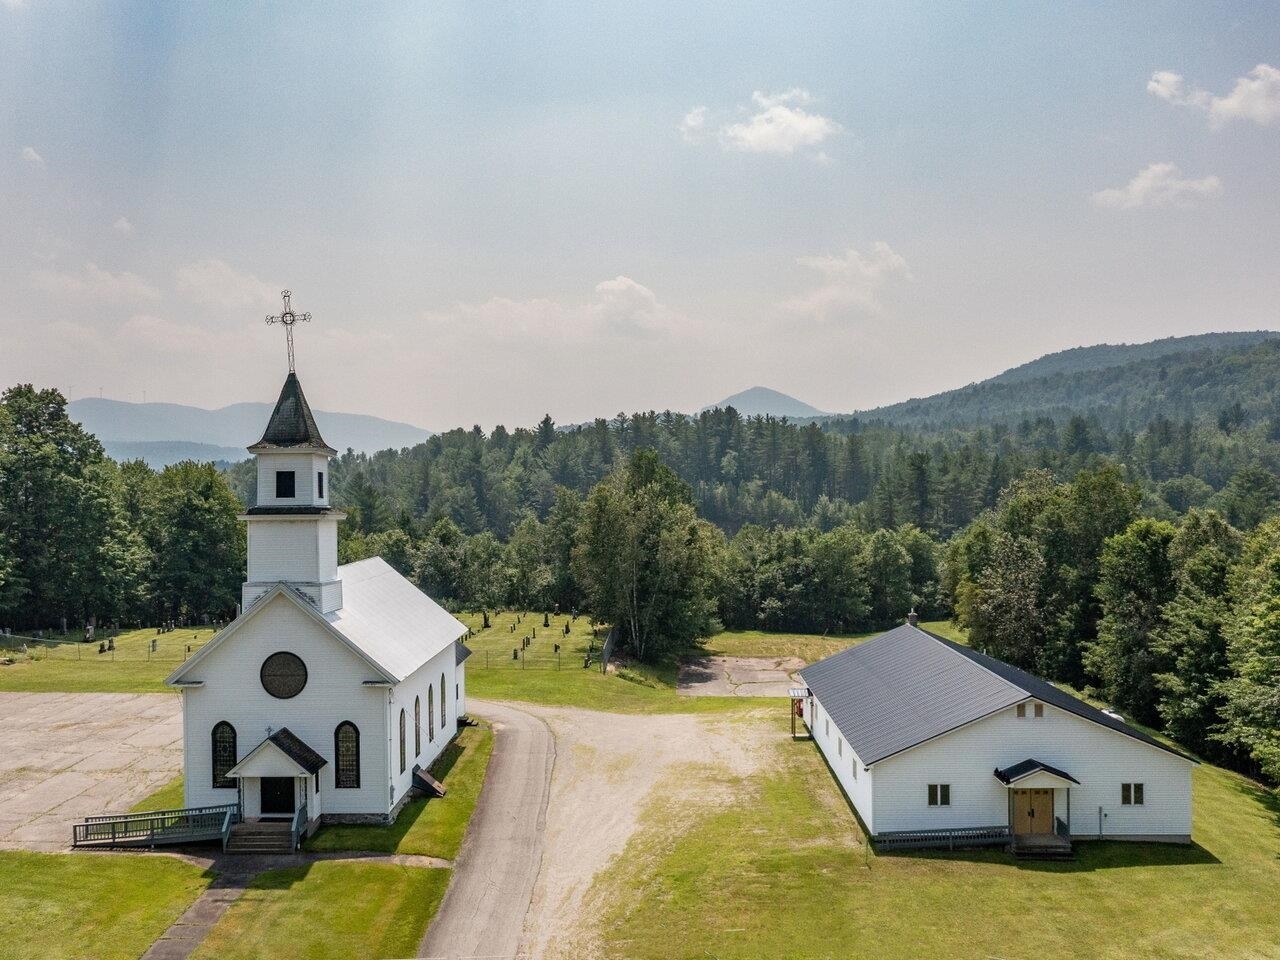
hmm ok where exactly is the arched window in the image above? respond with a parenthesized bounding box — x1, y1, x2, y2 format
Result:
(212, 722, 236, 789)
(414, 695, 422, 757)
(335, 722, 360, 789)
(399, 708, 407, 774)
(428, 685, 435, 742)
(440, 672, 447, 726)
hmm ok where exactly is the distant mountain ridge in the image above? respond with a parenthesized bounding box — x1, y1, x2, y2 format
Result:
(69, 397, 432, 468)
(987, 331, 1279, 385)
(704, 386, 828, 418)
(831, 331, 1280, 432)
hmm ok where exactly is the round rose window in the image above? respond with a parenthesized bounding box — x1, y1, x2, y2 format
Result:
(260, 651, 308, 699)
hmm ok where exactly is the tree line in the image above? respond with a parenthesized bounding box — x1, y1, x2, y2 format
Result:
(0, 386, 244, 631)
(3, 382, 1278, 784)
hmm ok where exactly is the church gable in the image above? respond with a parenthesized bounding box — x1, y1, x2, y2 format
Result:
(167, 586, 396, 689)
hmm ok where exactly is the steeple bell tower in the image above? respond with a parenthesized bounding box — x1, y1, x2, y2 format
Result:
(241, 294, 345, 613)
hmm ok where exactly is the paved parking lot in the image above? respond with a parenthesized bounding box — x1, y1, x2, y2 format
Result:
(676, 655, 805, 697)
(0, 692, 183, 851)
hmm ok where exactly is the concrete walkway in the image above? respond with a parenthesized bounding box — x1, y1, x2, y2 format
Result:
(139, 849, 455, 960)
(418, 700, 555, 960)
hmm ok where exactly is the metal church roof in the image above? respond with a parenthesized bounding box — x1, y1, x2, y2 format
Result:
(994, 758, 1080, 785)
(798, 624, 1193, 765)
(248, 371, 336, 454)
(266, 728, 328, 774)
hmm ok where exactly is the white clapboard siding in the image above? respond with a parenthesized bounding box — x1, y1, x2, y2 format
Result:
(869, 700, 1193, 839)
(246, 519, 339, 585)
(183, 592, 390, 816)
(388, 646, 461, 808)
(806, 692, 875, 833)
(255, 452, 331, 508)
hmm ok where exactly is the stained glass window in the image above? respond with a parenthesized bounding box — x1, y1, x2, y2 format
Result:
(260, 651, 307, 699)
(212, 721, 236, 789)
(335, 722, 360, 788)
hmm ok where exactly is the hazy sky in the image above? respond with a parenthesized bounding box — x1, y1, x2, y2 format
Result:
(3, 2, 1278, 431)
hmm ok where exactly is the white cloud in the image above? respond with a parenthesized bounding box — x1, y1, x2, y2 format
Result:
(20, 146, 43, 164)
(1148, 64, 1280, 126)
(112, 216, 134, 236)
(31, 262, 161, 301)
(175, 259, 278, 310)
(680, 106, 707, 142)
(719, 88, 841, 156)
(423, 276, 676, 342)
(781, 242, 911, 322)
(1091, 162, 1223, 210)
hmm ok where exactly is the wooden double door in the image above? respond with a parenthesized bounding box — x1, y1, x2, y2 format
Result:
(1012, 788, 1054, 835)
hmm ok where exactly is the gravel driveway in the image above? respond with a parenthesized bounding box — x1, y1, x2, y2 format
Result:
(0, 692, 183, 851)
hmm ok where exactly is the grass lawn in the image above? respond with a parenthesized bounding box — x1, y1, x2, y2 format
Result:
(590, 717, 1280, 960)
(701, 619, 962, 663)
(458, 610, 743, 713)
(0, 851, 212, 960)
(131, 775, 185, 813)
(191, 861, 448, 960)
(305, 722, 493, 858)
(0, 625, 216, 694)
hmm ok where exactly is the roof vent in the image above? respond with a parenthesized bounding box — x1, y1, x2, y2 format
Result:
(906, 608, 919, 627)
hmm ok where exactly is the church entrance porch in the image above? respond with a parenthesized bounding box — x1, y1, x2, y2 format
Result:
(225, 727, 327, 831)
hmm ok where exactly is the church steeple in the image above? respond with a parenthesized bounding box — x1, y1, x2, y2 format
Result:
(249, 372, 336, 455)
(241, 291, 345, 615)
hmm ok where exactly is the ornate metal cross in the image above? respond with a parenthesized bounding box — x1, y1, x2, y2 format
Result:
(265, 289, 311, 372)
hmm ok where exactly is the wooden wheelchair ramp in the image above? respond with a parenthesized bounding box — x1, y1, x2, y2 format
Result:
(71, 804, 240, 851)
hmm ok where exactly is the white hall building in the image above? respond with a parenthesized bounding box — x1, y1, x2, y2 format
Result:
(799, 621, 1194, 851)
(168, 371, 469, 828)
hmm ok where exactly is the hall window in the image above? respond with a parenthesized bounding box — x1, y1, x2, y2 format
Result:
(276, 470, 296, 498)
(399, 709, 407, 774)
(928, 784, 951, 807)
(428, 685, 435, 742)
(317, 471, 325, 498)
(1122, 782, 1145, 805)
(335, 722, 360, 788)
(211, 721, 236, 789)
(440, 672, 447, 726)
(414, 695, 422, 757)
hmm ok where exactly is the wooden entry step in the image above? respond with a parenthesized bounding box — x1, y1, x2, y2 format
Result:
(1012, 832, 1074, 861)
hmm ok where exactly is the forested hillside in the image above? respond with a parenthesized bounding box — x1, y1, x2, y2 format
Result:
(987, 331, 1277, 385)
(4, 332, 1280, 784)
(832, 333, 1280, 431)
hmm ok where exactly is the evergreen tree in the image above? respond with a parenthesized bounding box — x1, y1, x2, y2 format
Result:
(1085, 518, 1178, 723)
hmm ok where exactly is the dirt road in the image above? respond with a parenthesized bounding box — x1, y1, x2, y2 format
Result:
(418, 700, 555, 960)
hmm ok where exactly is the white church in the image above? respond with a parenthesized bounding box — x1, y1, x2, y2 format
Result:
(167, 366, 470, 833)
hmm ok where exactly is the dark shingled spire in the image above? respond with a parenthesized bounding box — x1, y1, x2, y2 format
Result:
(248, 372, 336, 454)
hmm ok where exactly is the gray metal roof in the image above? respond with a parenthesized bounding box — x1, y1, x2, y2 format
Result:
(267, 727, 328, 774)
(798, 624, 1193, 765)
(994, 758, 1080, 785)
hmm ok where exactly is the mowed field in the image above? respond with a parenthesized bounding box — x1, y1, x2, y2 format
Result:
(582, 716, 1280, 960)
(1, 612, 1276, 959)
(0, 625, 216, 693)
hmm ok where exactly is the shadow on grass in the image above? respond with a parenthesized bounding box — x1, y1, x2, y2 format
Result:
(1233, 778, 1280, 834)
(302, 731, 477, 853)
(892, 839, 1221, 872)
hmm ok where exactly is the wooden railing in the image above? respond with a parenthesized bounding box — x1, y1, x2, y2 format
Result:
(73, 804, 240, 850)
(290, 801, 308, 851)
(875, 825, 1011, 852)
